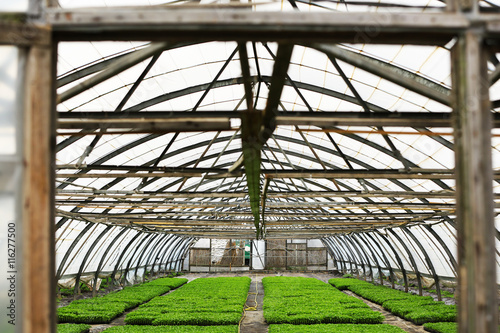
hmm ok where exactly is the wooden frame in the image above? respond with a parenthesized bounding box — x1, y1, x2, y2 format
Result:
(1, 0, 498, 332)
(20, 43, 56, 333)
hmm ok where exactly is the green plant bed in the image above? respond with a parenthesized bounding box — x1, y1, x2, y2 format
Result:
(59, 281, 92, 296)
(268, 324, 406, 333)
(329, 278, 369, 291)
(423, 322, 457, 333)
(57, 323, 91, 333)
(103, 325, 238, 333)
(125, 276, 250, 326)
(329, 278, 457, 325)
(424, 288, 455, 298)
(58, 277, 187, 324)
(153, 312, 243, 325)
(57, 300, 129, 323)
(403, 305, 456, 325)
(263, 276, 384, 325)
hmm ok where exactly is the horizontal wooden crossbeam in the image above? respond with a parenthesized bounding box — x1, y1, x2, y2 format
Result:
(55, 189, 460, 199)
(0, 21, 52, 46)
(54, 199, 460, 210)
(47, 8, 470, 44)
(56, 111, 500, 130)
(55, 167, 500, 180)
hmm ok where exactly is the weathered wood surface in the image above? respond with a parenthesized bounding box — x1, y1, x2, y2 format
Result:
(0, 21, 51, 46)
(21, 44, 56, 333)
(452, 28, 499, 333)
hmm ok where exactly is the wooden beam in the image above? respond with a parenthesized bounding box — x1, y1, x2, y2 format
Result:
(230, 44, 294, 175)
(55, 216, 434, 226)
(452, 29, 498, 333)
(55, 199, 458, 210)
(57, 209, 444, 219)
(47, 8, 467, 44)
(55, 189, 500, 200)
(163, 229, 361, 239)
(262, 169, 463, 180)
(0, 21, 51, 46)
(57, 117, 231, 132)
(56, 111, 500, 129)
(54, 189, 463, 199)
(54, 168, 481, 180)
(20, 44, 56, 333)
(260, 44, 294, 143)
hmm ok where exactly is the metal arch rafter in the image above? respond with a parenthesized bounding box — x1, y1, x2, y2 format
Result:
(310, 43, 451, 106)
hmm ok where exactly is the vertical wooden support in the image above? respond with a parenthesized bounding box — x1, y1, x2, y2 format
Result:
(451, 29, 499, 333)
(20, 43, 56, 333)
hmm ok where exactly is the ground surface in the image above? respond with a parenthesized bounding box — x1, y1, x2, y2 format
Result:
(58, 271, 456, 333)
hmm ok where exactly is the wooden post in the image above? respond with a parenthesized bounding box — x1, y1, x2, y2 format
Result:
(451, 29, 499, 333)
(20, 43, 56, 333)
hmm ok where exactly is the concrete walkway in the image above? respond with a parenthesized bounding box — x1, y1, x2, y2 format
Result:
(239, 275, 268, 333)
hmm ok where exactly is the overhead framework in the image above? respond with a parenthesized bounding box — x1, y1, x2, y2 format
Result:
(2, 0, 500, 332)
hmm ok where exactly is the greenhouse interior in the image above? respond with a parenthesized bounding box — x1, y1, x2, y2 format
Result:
(1, 0, 500, 332)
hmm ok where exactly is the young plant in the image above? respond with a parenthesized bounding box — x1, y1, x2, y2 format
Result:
(57, 323, 91, 333)
(263, 276, 384, 325)
(268, 324, 406, 333)
(57, 277, 187, 324)
(102, 325, 238, 333)
(423, 322, 457, 333)
(329, 278, 457, 325)
(125, 276, 251, 326)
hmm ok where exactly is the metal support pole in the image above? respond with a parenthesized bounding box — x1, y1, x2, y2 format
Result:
(334, 236, 363, 277)
(355, 233, 384, 285)
(402, 227, 442, 301)
(375, 230, 409, 292)
(422, 224, 458, 275)
(92, 228, 128, 297)
(73, 225, 112, 298)
(388, 229, 424, 296)
(164, 237, 185, 273)
(345, 234, 371, 281)
(140, 234, 169, 282)
(132, 233, 161, 281)
(147, 235, 174, 279)
(157, 236, 180, 275)
(364, 232, 396, 288)
(55, 222, 95, 281)
(110, 232, 143, 285)
(121, 233, 154, 285)
(322, 238, 346, 273)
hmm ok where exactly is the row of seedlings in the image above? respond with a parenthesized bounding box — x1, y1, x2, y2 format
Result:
(123, 276, 251, 327)
(329, 278, 456, 327)
(57, 277, 187, 324)
(422, 322, 457, 333)
(57, 324, 91, 333)
(103, 326, 238, 333)
(263, 276, 406, 332)
(268, 324, 409, 333)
